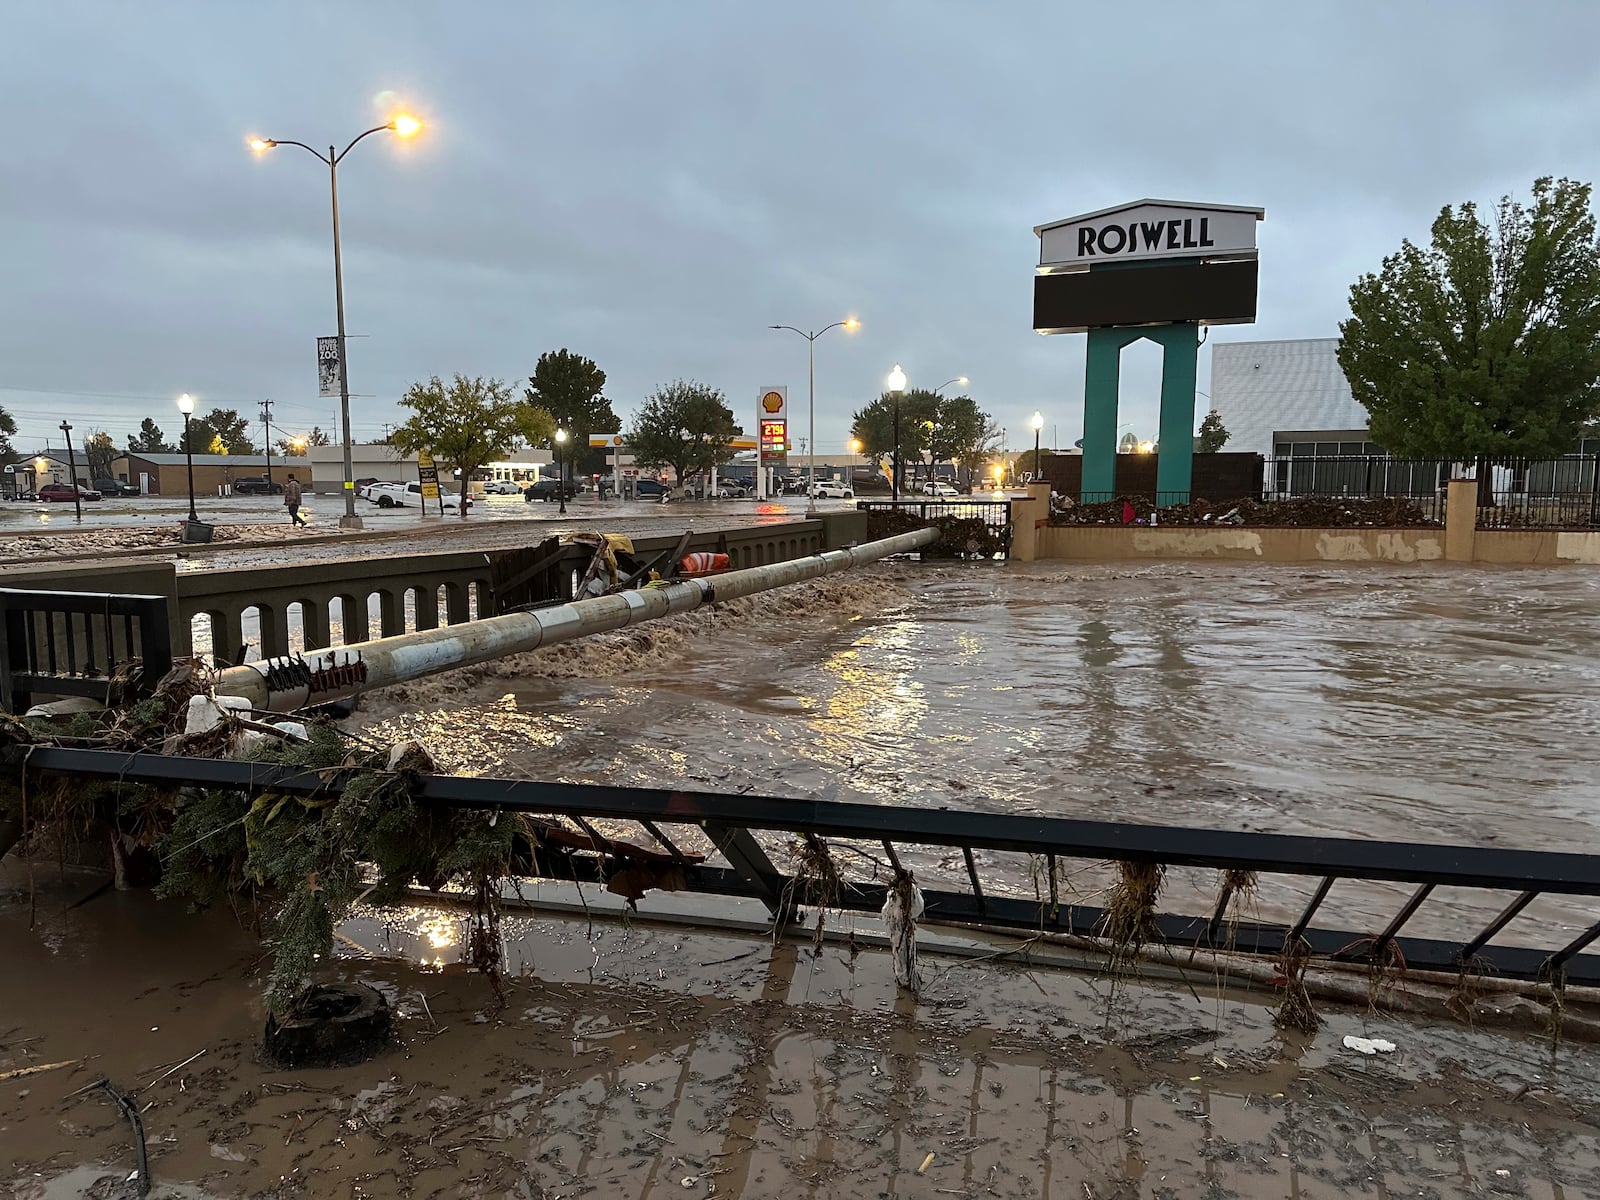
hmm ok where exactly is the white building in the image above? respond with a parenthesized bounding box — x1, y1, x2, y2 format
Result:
(305, 444, 552, 494)
(1209, 337, 1380, 459)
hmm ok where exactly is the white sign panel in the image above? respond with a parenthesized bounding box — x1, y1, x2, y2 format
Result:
(317, 336, 341, 398)
(757, 386, 787, 421)
(1037, 200, 1263, 268)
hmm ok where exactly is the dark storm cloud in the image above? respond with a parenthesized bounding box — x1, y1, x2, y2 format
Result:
(3, 0, 1599, 453)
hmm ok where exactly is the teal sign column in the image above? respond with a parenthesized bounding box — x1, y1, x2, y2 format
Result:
(1079, 322, 1200, 503)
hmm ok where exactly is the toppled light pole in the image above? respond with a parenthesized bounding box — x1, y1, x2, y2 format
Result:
(216, 526, 937, 712)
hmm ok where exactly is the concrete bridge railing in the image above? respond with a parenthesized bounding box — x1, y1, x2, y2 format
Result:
(4, 515, 860, 663)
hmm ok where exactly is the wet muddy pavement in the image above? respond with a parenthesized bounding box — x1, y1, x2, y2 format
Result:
(4, 865, 1600, 1200)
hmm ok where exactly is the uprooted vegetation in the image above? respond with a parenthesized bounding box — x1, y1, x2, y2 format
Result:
(1049, 495, 1442, 527)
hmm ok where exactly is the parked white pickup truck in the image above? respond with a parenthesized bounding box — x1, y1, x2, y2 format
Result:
(360, 481, 471, 509)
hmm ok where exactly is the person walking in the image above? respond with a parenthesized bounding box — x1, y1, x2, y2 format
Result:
(283, 473, 308, 527)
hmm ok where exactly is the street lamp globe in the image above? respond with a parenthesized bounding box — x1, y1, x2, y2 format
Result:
(554, 428, 568, 445)
(957, 376, 969, 386)
(849, 438, 863, 454)
(1031, 410, 1044, 432)
(177, 392, 194, 416)
(887, 363, 907, 393)
(843, 317, 860, 331)
(391, 114, 423, 138)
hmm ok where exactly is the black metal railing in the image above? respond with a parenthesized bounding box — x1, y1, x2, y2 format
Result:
(16, 746, 1600, 989)
(1474, 456, 1600, 529)
(1262, 456, 1450, 523)
(855, 499, 1014, 557)
(0, 589, 173, 714)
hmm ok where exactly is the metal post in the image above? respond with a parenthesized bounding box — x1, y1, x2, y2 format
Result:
(1033, 425, 1041, 485)
(892, 395, 901, 502)
(1589, 451, 1599, 528)
(806, 332, 817, 516)
(260, 399, 274, 491)
(329, 150, 361, 530)
(558, 441, 567, 515)
(182, 414, 197, 522)
(59, 421, 82, 523)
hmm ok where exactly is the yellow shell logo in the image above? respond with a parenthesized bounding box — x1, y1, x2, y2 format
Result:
(761, 391, 784, 413)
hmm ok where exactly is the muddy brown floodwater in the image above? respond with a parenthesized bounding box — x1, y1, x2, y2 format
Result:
(7, 558, 1600, 1197)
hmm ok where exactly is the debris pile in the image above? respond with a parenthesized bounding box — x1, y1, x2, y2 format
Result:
(1050, 495, 1442, 528)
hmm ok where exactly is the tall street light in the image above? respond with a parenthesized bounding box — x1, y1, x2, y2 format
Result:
(554, 428, 568, 515)
(886, 363, 907, 501)
(249, 111, 423, 530)
(1031, 410, 1045, 486)
(177, 392, 199, 523)
(768, 317, 859, 515)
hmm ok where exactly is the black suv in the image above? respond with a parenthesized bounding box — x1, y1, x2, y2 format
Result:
(524, 477, 579, 502)
(92, 478, 141, 497)
(232, 477, 284, 495)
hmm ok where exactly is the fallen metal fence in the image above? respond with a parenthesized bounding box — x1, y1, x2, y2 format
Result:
(0, 589, 173, 714)
(17, 746, 1600, 989)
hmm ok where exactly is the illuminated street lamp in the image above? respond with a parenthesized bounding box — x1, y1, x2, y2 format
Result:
(554, 428, 569, 515)
(249, 110, 424, 530)
(768, 317, 859, 514)
(886, 363, 907, 501)
(1031, 410, 1045, 486)
(177, 392, 199, 523)
(932, 376, 969, 395)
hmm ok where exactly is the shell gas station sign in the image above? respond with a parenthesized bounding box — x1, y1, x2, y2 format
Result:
(758, 387, 787, 458)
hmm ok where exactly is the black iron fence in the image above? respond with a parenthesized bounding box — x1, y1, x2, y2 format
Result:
(0, 588, 173, 713)
(1474, 456, 1600, 530)
(855, 499, 1014, 558)
(16, 746, 1600, 989)
(1263, 456, 1450, 523)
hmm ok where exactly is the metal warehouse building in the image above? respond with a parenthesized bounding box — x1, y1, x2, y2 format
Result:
(1208, 337, 1380, 459)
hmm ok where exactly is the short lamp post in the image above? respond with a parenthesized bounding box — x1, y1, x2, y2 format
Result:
(886, 363, 907, 501)
(1030, 410, 1045, 487)
(177, 392, 199, 523)
(554, 428, 568, 515)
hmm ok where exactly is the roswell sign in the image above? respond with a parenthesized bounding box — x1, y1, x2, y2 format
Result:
(1036, 199, 1263, 269)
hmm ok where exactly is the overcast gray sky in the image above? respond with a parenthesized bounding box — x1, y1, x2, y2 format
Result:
(4, 1, 1599, 459)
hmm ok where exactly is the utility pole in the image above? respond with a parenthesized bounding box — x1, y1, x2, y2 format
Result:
(259, 398, 275, 490)
(59, 420, 83, 522)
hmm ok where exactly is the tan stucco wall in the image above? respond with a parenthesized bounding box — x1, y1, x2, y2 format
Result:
(1036, 525, 1446, 563)
(1036, 524, 1600, 565)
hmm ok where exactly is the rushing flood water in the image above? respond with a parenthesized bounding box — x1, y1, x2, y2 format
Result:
(359, 560, 1600, 947)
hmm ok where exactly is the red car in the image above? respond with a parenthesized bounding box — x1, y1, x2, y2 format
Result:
(39, 482, 101, 502)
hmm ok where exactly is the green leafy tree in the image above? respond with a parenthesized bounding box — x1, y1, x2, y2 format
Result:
(82, 430, 117, 480)
(127, 417, 174, 454)
(178, 417, 215, 454)
(853, 389, 988, 488)
(0, 404, 16, 466)
(183, 407, 255, 455)
(525, 349, 619, 477)
(390, 375, 555, 518)
(1195, 409, 1230, 453)
(628, 379, 739, 488)
(1338, 176, 1600, 459)
(277, 426, 330, 456)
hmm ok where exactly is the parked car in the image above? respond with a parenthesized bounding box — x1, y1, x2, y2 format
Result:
(523, 477, 579, 502)
(364, 480, 471, 509)
(809, 480, 854, 499)
(483, 479, 523, 495)
(922, 480, 959, 497)
(633, 478, 672, 499)
(39, 482, 101, 502)
(92, 478, 141, 497)
(232, 477, 283, 496)
(713, 481, 749, 499)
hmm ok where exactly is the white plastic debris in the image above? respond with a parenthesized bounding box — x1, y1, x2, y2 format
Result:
(184, 693, 253, 735)
(881, 873, 925, 994)
(1341, 1034, 1397, 1055)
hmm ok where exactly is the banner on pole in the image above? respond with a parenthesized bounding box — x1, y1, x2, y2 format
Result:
(317, 336, 341, 398)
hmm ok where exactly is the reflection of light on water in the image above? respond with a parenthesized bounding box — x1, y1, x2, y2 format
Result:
(815, 621, 927, 787)
(417, 914, 457, 951)
(365, 693, 568, 774)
